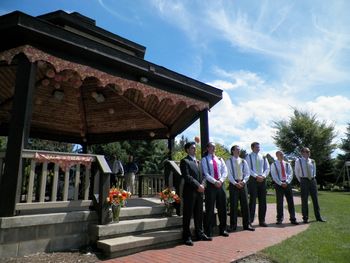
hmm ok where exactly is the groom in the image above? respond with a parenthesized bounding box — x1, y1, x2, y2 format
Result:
(180, 141, 211, 246)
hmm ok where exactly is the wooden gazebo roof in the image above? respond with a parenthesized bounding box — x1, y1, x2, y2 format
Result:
(0, 10, 222, 145)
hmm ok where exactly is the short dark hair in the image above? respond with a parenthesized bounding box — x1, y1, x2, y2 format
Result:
(251, 142, 259, 149)
(230, 145, 239, 155)
(184, 142, 196, 150)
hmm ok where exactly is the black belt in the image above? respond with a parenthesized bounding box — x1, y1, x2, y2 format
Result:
(301, 177, 315, 181)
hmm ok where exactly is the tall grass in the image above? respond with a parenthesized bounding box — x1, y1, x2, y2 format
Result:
(263, 191, 350, 263)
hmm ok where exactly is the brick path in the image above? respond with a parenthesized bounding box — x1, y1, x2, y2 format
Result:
(103, 197, 309, 263)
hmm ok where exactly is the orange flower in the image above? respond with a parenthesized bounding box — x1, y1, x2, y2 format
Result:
(106, 187, 131, 207)
(159, 187, 180, 206)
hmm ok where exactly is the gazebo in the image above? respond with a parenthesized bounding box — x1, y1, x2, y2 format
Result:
(0, 10, 222, 219)
(0, 11, 222, 258)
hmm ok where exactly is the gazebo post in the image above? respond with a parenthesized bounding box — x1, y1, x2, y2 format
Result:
(200, 109, 209, 158)
(167, 137, 175, 160)
(0, 54, 37, 216)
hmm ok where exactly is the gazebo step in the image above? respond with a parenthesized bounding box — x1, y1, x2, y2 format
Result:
(119, 205, 166, 219)
(91, 215, 182, 239)
(97, 228, 182, 258)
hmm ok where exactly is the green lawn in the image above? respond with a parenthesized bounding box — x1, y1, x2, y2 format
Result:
(262, 191, 350, 263)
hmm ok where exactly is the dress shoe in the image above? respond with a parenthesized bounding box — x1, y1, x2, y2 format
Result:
(276, 220, 282, 225)
(303, 219, 309, 224)
(198, 234, 212, 241)
(228, 225, 237, 232)
(243, 226, 255, 231)
(184, 238, 193, 246)
(316, 217, 327, 222)
(259, 222, 268, 227)
(220, 230, 229, 237)
(290, 220, 299, 225)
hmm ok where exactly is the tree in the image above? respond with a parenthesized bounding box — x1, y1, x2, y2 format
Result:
(337, 123, 350, 163)
(89, 140, 168, 174)
(27, 138, 74, 152)
(273, 109, 337, 187)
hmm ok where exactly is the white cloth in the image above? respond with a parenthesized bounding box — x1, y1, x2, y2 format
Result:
(226, 156, 250, 185)
(112, 159, 124, 175)
(294, 157, 316, 182)
(201, 154, 228, 184)
(245, 152, 270, 178)
(271, 160, 293, 185)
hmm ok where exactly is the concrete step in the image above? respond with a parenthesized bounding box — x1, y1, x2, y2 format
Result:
(119, 205, 166, 219)
(91, 215, 182, 239)
(97, 228, 182, 258)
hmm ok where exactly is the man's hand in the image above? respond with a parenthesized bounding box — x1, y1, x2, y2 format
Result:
(281, 182, 287, 189)
(215, 180, 222, 188)
(235, 181, 244, 189)
(197, 184, 205, 193)
(256, 175, 264, 182)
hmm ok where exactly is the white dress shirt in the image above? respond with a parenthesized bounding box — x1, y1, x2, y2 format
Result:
(294, 157, 316, 182)
(201, 154, 228, 184)
(225, 156, 250, 185)
(245, 152, 270, 178)
(271, 160, 293, 185)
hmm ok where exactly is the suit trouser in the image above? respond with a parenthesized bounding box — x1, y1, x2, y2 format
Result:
(204, 182, 227, 236)
(229, 183, 250, 228)
(182, 190, 204, 240)
(275, 184, 296, 222)
(300, 178, 321, 221)
(248, 177, 267, 223)
(125, 172, 135, 194)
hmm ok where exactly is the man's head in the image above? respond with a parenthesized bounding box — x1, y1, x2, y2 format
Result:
(184, 142, 196, 156)
(301, 147, 311, 159)
(206, 142, 216, 155)
(251, 142, 260, 153)
(230, 145, 240, 157)
(276, 150, 284, 161)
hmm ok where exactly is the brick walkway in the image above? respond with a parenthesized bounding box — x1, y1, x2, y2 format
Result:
(103, 197, 309, 263)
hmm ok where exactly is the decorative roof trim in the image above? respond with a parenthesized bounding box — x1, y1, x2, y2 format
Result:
(0, 45, 209, 111)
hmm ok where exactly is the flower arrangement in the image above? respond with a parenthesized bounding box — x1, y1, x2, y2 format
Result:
(159, 187, 180, 206)
(106, 187, 131, 207)
(106, 187, 131, 223)
(159, 188, 180, 216)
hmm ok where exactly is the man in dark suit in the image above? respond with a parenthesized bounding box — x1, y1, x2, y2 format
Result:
(180, 142, 212, 246)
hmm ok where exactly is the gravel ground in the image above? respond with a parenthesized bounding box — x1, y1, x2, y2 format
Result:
(2, 251, 274, 263)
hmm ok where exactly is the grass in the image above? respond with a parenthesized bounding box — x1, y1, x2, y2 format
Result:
(262, 191, 350, 263)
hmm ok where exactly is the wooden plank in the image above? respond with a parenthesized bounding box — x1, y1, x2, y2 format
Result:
(39, 161, 48, 202)
(84, 166, 90, 200)
(74, 164, 80, 201)
(27, 159, 36, 203)
(63, 168, 70, 201)
(51, 163, 59, 201)
(16, 200, 92, 210)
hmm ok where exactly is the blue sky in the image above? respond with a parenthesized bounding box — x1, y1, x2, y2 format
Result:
(1, 0, 350, 156)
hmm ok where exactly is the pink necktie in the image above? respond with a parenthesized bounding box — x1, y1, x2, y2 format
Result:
(212, 155, 219, 180)
(281, 161, 286, 181)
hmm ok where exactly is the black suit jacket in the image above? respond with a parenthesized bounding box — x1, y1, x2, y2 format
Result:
(180, 156, 202, 195)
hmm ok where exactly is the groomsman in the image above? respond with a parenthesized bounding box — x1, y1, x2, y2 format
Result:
(180, 142, 211, 246)
(226, 145, 255, 231)
(201, 142, 229, 238)
(270, 151, 298, 225)
(295, 147, 326, 223)
(245, 142, 270, 227)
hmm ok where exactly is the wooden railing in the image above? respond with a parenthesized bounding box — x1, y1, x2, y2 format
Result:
(0, 150, 111, 215)
(113, 174, 166, 197)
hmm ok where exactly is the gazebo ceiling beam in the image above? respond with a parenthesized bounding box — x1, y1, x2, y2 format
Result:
(117, 91, 169, 130)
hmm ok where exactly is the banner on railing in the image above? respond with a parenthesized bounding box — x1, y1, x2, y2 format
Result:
(34, 153, 94, 171)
